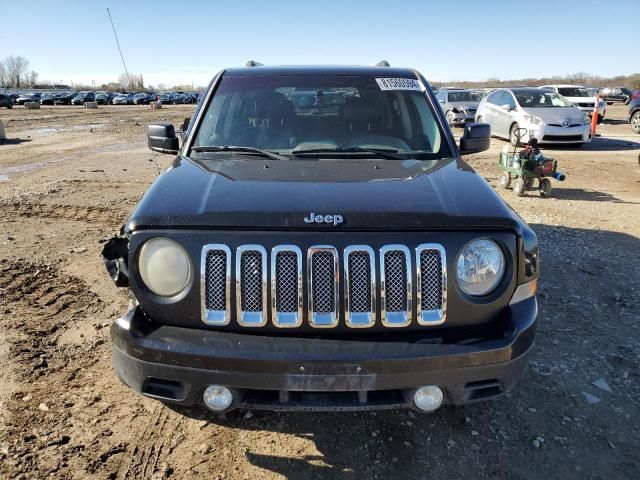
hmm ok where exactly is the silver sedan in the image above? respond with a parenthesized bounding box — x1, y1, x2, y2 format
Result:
(475, 88, 591, 146)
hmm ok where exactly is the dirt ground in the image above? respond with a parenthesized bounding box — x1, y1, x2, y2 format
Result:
(0, 103, 638, 480)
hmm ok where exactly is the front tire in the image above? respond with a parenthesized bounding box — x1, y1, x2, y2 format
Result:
(499, 171, 511, 189)
(630, 111, 640, 134)
(510, 123, 521, 146)
(513, 177, 526, 197)
(539, 178, 552, 197)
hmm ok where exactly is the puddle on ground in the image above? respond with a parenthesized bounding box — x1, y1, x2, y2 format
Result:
(0, 140, 146, 181)
(35, 124, 105, 134)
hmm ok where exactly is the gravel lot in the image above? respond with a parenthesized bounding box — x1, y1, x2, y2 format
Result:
(0, 104, 638, 480)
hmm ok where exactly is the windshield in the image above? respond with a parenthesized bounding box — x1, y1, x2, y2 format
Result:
(558, 87, 590, 98)
(193, 74, 448, 158)
(448, 91, 482, 102)
(514, 91, 573, 108)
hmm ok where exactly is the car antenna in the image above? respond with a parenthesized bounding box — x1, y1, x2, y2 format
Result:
(375, 60, 390, 67)
(246, 60, 264, 67)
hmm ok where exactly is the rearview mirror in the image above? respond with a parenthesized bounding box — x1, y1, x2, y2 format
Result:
(459, 123, 490, 155)
(148, 123, 179, 154)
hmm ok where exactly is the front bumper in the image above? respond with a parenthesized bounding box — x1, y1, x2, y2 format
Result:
(111, 296, 537, 412)
(450, 112, 476, 125)
(525, 123, 591, 144)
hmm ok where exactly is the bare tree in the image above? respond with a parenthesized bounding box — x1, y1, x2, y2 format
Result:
(118, 72, 144, 91)
(4, 56, 30, 88)
(26, 70, 38, 87)
(0, 61, 6, 87)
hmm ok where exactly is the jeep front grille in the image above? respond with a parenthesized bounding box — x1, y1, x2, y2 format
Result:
(308, 247, 339, 327)
(201, 245, 231, 325)
(380, 245, 412, 327)
(416, 244, 447, 325)
(202, 243, 446, 329)
(271, 246, 303, 327)
(236, 245, 267, 326)
(344, 246, 375, 327)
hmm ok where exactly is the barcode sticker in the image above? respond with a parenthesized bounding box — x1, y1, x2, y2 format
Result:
(375, 78, 424, 91)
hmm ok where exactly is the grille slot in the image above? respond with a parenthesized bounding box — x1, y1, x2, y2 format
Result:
(308, 247, 338, 328)
(236, 245, 267, 326)
(344, 246, 375, 328)
(271, 246, 303, 328)
(201, 245, 231, 325)
(380, 245, 412, 327)
(416, 244, 447, 325)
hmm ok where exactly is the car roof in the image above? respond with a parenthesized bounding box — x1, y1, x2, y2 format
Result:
(224, 65, 419, 77)
(503, 87, 548, 94)
(542, 84, 585, 88)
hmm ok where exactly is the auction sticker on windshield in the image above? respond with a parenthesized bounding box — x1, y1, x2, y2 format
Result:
(376, 78, 424, 91)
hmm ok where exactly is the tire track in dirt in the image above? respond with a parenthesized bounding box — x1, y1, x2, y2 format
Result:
(0, 259, 107, 478)
(2, 201, 128, 226)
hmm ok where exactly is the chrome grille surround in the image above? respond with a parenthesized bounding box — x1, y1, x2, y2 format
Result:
(307, 246, 339, 328)
(344, 245, 376, 328)
(235, 245, 267, 327)
(200, 244, 231, 325)
(201, 242, 447, 329)
(416, 244, 447, 326)
(271, 245, 303, 328)
(380, 245, 412, 327)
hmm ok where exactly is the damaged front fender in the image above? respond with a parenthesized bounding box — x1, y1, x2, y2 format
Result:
(101, 230, 130, 287)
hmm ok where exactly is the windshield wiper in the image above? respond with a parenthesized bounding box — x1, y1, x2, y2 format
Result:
(191, 145, 288, 161)
(291, 146, 402, 160)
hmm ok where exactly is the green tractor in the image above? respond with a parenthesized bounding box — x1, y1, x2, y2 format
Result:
(498, 128, 566, 197)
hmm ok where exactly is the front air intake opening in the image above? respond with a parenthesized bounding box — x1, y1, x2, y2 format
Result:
(463, 379, 503, 401)
(142, 378, 185, 401)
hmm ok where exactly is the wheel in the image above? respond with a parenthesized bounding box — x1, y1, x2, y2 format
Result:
(7, 104, 12, 109)
(510, 123, 521, 146)
(539, 178, 552, 197)
(446, 111, 455, 127)
(499, 171, 511, 189)
(606, 102, 613, 105)
(631, 111, 640, 134)
(513, 177, 526, 196)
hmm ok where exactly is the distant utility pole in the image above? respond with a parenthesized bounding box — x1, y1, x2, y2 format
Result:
(106, 8, 131, 89)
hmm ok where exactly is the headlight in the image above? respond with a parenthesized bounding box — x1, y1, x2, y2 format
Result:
(583, 115, 590, 125)
(456, 239, 505, 296)
(138, 238, 191, 296)
(524, 114, 543, 125)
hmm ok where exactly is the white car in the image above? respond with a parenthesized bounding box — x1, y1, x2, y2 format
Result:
(475, 88, 591, 146)
(541, 84, 606, 124)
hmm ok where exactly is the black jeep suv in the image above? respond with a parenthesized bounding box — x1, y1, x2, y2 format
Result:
(103, 65, 539, 413)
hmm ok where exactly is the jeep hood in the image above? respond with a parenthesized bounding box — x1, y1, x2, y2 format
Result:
(125, 156, 521, 231)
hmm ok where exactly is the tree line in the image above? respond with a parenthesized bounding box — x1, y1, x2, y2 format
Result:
(0, 56, 39, 88)
(432, 72, 640, 90)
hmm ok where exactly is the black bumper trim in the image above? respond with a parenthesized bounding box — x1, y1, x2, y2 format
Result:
(111, 297, 537, 410)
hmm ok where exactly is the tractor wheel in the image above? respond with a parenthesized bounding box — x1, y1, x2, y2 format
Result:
(539, 178, 552, 197)
(499, 171, 511, 189)
(510, 123, 521, 147)
(513, 177, 526, 197)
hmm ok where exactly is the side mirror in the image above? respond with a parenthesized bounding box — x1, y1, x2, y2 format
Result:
(459, 123, 490, 155)
(147, 123, 179, 154)
(500, 103, 512, 111)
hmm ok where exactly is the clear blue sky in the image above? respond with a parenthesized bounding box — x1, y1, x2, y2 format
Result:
(1, 0, 637, 88)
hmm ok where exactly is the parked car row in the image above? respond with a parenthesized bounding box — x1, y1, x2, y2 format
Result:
(0, 90, 201, 107)
(435, 83, 640, 144)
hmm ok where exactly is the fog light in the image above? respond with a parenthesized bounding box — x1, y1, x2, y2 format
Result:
(413, 386, 444, 412)
(203, 385, 233, 411)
